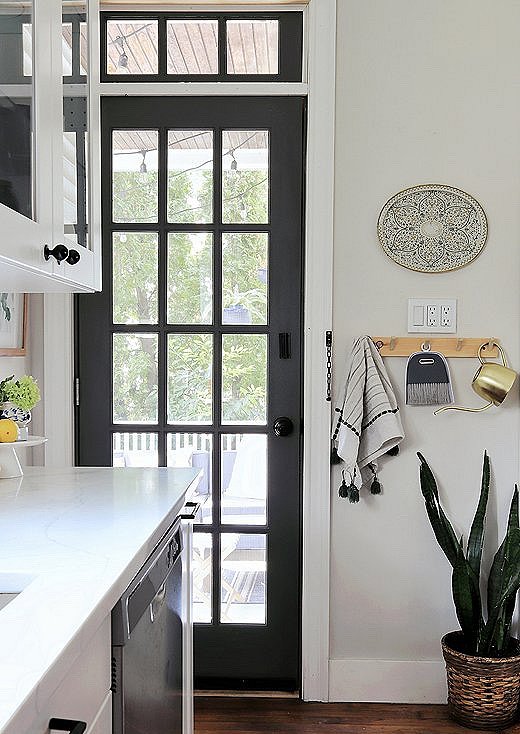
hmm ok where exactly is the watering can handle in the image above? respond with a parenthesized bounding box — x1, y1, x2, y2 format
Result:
(478, 342, 507, 366)
(434, 401, 493, 415)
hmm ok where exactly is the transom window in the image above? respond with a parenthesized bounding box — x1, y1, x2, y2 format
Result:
(101, 12, 303, 82)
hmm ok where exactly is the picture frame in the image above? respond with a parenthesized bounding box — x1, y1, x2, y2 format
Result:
(0, 294, 28, 356)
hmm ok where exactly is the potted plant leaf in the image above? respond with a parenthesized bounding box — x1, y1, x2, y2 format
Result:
(418, 451, 520, 730)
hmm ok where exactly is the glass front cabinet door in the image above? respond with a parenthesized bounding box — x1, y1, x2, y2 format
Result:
(0, 0, 100, 292)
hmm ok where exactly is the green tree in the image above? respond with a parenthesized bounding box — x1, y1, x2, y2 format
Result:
(112, 160, 269, 424)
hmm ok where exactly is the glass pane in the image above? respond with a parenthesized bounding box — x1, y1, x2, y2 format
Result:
(113, 130, 158, 223)
(168, 334, 213, 424)
(113, 333, 158, 424)
(167, 20, 218, 74)
(226, 20, 279, 75)
(24, 20, 84, 78)
(221, 434, 266, 525)
(22, 22, 31, 77)
(193, 532, 212, 623)
(222, 334, 267, 425)
(220, 533, 266, 624)
(63, 131, 77, 229)
(0, 7, 33, 219)
(167, 233, 212, 325)
(113, 432, 158, 467)
(62, 23, 73, 76)
(222, 131, 268, 224)
(168, 130, 213, 224)
(222, 233, 268, 325)
(113, 232, 158, 324)
(63, 97, 88, 247)
(80, 22, 87, 76)
(167, 433, 212, 524)
(106, 20, 158, 74)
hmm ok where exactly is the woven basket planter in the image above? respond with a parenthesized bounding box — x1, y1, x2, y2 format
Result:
(442, 632, 520, 730)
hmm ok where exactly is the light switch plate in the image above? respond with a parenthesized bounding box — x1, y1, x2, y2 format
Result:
(407, 298, 457, 333)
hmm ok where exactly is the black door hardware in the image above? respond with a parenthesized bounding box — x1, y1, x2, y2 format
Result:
(273, 417, 294, 437)
(279, 332, 291, 359)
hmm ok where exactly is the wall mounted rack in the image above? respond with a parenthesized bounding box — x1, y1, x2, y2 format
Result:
(371, 337, 500, 359)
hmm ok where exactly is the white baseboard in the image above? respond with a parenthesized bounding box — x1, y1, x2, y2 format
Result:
(328, 659, 447, 704)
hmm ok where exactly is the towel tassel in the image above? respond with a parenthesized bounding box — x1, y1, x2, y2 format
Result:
(369, 463, 382, 495)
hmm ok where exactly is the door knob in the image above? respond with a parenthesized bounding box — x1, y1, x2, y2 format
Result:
(273, 417, 294, 437)
(44, 244, 68, 264)
(66, 248, 81, 265)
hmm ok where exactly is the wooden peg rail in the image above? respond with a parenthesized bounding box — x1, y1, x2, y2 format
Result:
(371, 337, 500, 358)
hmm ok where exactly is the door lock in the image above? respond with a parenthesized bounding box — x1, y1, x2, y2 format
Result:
(273, 417, 294, 437)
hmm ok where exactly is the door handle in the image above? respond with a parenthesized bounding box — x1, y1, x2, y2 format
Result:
(273, 417, 294, 437)
(49, 718, 87, 734)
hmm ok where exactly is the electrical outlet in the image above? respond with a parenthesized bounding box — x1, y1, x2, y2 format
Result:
(408, 299, 457, 333)
(427, 305, 439, 328)
(441, 304, 453, 328)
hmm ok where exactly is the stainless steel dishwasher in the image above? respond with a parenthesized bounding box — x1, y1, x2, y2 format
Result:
(111, 518, 184, 734)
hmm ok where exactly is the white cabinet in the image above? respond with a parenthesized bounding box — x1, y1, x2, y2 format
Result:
(0, 0, 101, 293)
(26, 616, 111, 734)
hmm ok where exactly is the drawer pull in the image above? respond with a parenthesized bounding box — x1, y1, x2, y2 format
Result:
(49, 718, 87, 734)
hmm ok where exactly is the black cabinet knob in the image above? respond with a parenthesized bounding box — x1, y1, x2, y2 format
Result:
(66, 249, 81, 265)
(273, 417, 294, 437)
(44, 244, 69, 264)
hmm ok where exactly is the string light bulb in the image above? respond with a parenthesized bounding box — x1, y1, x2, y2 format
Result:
(114, 36, 128, 68)
(230, 150, 238, 171)
(139, 151, 148, 174)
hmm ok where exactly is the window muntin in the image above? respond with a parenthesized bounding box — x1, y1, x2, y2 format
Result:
(101, 11, 303, 82)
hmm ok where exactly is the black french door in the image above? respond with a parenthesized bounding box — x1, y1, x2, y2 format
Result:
(76, 96, 305, 689)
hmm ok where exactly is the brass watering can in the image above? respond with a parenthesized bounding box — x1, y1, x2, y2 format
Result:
(435, 342, 517, 414)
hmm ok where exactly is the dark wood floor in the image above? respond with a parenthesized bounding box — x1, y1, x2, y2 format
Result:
(194, 697, 520, 734)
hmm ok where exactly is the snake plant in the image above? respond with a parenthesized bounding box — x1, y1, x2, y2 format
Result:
(418, 451, 520, 657)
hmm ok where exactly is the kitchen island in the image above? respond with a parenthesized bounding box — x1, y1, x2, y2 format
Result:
(0, 466, 199, 734)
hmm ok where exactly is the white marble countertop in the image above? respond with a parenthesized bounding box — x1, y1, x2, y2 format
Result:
(0, 466, 199, 734)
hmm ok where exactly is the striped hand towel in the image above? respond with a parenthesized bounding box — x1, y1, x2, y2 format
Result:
(332, 336, 404, 494)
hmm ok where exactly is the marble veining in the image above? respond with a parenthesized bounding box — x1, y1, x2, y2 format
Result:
(0, 466, 198, 734)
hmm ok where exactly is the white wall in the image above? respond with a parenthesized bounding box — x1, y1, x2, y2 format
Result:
(330, 0, 520, 703)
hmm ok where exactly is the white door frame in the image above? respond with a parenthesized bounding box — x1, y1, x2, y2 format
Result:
(43, 0, 336, 700)
(301, 0, 335, 702)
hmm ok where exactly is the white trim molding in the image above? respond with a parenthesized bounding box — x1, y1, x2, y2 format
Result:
(99, 82, 308, 96)
(329, 659, 447, 704)
(300, 0, 335, 703)
(43, 294, 74, 467)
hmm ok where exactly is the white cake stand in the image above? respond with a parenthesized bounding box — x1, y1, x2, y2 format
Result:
(0, 437, 47, 479)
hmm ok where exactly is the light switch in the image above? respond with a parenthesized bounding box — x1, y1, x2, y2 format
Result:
(412, 306, 424, 327)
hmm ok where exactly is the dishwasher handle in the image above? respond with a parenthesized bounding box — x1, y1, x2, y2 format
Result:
(112, 519, 182, 646)
(180, 501, 201, 521)
(49, 718, 87, 734)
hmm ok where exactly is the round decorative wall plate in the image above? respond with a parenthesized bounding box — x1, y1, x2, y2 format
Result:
(377, 184, 488, 273)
